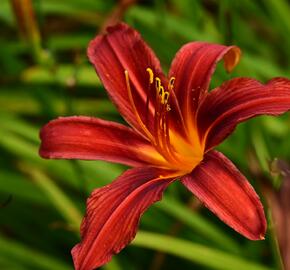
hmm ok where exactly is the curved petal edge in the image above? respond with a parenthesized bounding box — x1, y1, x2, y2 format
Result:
(39, 116, 163, 167)
(197, 77, 290, 149)
(181, 150, 266, 240)
(168, 42, 241, 121)
(87, 23, 166, 136)
(72, 167, 176, 270)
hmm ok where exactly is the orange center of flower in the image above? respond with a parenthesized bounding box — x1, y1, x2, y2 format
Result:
(125, 68, 204, 174)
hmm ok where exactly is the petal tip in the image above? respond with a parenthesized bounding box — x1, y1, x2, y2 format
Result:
(182, 151, 268, 241)
(244, 202, 267, 241)
(224, 46, 241, 73)
(87, 22, 131, 64)
(87, 35, 103, 65)
(38, 148, 47, 159)
(106, 22, 129, 34)
(71, 168, 175, 270)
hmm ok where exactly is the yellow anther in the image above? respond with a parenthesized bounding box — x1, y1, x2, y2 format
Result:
(154, 77, 170, 105)
(158, 85, 164, 97)
(161, 91, 170, 104)
(163, 92, 170, 103)
(155, 77, 161, 90)
(146, 68, 154, 84)
(168, 77, 175, 90)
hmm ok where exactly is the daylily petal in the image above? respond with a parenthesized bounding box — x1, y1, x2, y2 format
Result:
(72, 167, 176, 270)
(88, 23, 166, 137)
(181, 150, 266, 240)
(197, 77, 290, 149)
(168, 42, 240, 124)
(39, 116, 165, 167)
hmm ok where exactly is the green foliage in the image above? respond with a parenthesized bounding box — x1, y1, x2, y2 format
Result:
(0, 0, 289, 269)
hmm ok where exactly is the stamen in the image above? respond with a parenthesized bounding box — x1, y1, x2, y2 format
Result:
(145, 67, 154, 126)
(146, 68, 154, 84)
(168, 77, 175, 90)
(160, 105, 179, 163)
(163, 92, 170, 104)
(124, 70, 155, 142)
(141, 70, 180, 165)
(155, 77, 161, 90)
(158, 85, 164, 97)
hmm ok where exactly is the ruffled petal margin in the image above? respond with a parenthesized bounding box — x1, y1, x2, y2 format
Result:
(39, 116, 164, 167)
(88, 23, 166, 137)
(168, 42, 240, 125)
(197, 77, 290, 149)
(181, 150, 266, 240)
(72, 167, 176, 270)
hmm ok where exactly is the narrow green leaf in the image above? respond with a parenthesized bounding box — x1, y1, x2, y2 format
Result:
(133, 231, 273, 270)
(21, 65, 101, 86)
(0, 234, 71, 270)
(157, 196, 241, 253)
(0, 171, 47, 205)
(19, 164, 82, 229)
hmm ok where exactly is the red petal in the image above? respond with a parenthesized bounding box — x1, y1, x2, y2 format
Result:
(181, 150, 266, 240)
(168, 42, 240, 123)
(197, 77, 290, 149)
(88, 23, 166, 137)
(72, 167, 175, 270)
(39, 116, 163, 167)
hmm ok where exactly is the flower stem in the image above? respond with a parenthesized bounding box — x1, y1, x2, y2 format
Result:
(10, 0, 50, 65)
(267, 209, 285, 270)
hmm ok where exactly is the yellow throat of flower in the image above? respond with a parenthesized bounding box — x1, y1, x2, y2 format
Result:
(125, 68, 204, 174)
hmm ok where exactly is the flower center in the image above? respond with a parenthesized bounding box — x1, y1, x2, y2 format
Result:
(124, 68, 204, 173)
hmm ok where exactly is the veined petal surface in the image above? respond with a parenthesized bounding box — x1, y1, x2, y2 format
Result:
(88, 23, 166, 136)
(72, 167, 176, 270)
(169, 42, 240, 125)
(197, 77, 290, 149)
(40, 116, 164, 167)
(181, 150, 266, 240)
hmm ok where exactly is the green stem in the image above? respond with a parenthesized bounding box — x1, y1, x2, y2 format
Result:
(267, 210, 284, 270)
(251, 125, 270, 173)
(10, 0, 53, 65)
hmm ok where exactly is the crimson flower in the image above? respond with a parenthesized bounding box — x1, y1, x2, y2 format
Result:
(39, 23, 290, 270)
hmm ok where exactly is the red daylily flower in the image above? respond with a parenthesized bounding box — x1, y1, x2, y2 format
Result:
(39, 23, 290, 270)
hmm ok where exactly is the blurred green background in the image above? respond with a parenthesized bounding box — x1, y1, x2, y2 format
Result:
(0, 0, 290, 269)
